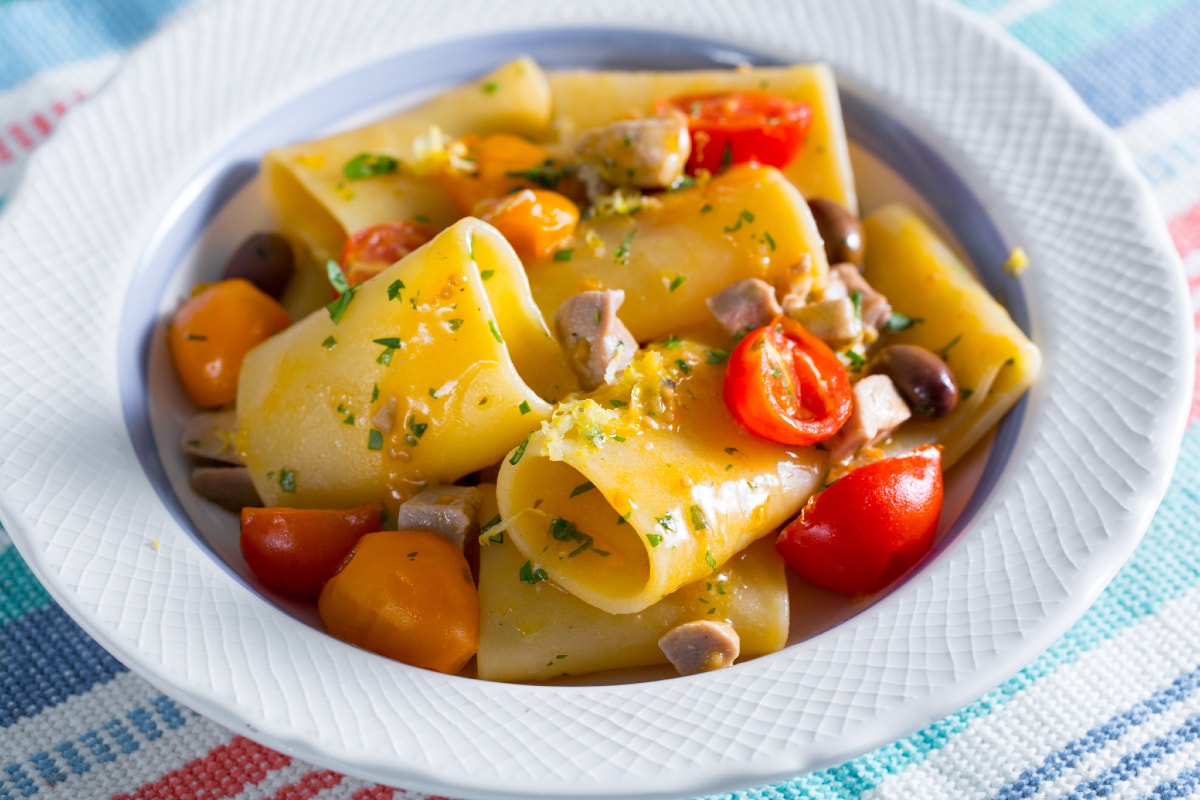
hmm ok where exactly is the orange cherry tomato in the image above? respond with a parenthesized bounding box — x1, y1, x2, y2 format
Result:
(168, 278, 291, 408)
(318, 530, 479, 674)
(723, 317, 852, 446)
(776, 445, 944, 596)
(239, 505, 383, 599)
(441, 133, 552, 214)
(656, 91, 812, 174)
(474, 188, 579, 262)
(339, 220, 436, 288)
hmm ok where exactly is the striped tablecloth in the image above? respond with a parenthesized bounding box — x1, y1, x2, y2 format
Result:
(2, 1, 1199, 798)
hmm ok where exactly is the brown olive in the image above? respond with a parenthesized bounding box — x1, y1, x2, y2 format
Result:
(221, 232, 294, 300)
(869, 344, 959, 418)
(807, 197, 865, 268)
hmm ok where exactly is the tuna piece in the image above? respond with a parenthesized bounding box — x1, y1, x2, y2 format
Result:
(784, 296, 861, 346)
(828, 374, 913, 463)
(394, 484, 482, 550)
(181, 409, 242, 465)
(706, 278, 781, 337)
(574, 111, 691, 189)
(555, 289, 638, 391)
(831, 263, 892, 337)
(190, 466, 261, 511)
(658, 619, 741, 676)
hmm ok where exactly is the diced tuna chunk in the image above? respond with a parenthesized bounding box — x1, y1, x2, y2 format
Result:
(190, 466, 261, 511)
(555, 289, 638, 391)
(181, 410, 242, 465)
(395, 484, 482, 550)
(658, 619, 741, 676)
(706, 278, 781, 337)
(828, 374, 913, 463)
(574, 111, 691, 189)
(831, 263, 892, 337)
(785, 296, 861, 346)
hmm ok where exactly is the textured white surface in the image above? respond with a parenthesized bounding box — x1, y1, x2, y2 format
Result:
(0, 0, 1190, 798)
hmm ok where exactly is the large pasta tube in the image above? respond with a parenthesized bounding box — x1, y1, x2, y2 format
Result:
(525, 165, 828, 343)
(495, 342, 826, 615)
(547, 63, 857, 211)
(238, 218, 578, 508)
(477, 534, 789, 683)
(864, 205, 1042, 467)
(263, 57, 553, 265)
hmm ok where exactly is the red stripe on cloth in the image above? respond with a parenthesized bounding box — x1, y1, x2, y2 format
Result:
(1190, 348, 1200, 427)
(350, 787, 395, 799)
(113, 735, 291, 800)
(0, 137, 12, 164)
(1170, 201, 1200, 260)
(269, 769, 342, 799)
(51, 101, 68, 116)
(31, 113, 52, 135)
(8, 124, 34, 149)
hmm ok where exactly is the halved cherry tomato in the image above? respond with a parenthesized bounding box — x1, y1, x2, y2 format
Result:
(240, 505, 383, 598)
(440, 132, 552, 215)
(656, 91, 812, 174)
(339, 220, 436, 287)
(168, 278, 291, 408)
(723, 316, 852, 446)
(776, 445, 944, 596)
(318, 530, 479, 674)
(474, 188, 579, 262)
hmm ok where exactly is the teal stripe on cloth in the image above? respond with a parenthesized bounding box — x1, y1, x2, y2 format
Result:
(0, 545, 53, 625)
(704, 422, 1200, 800)
(0, 0, 192, 91)
(1007, 0, 1196, 66)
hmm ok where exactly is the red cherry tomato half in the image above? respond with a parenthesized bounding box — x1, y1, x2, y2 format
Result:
(339, 220, 436, 287)
(656, 91, 812, 174)
(723, 317, 853, 446)
(776, 445, 944, 596)
(240, 505, 383, 598)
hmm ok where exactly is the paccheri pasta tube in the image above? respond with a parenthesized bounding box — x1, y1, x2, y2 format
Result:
(864, 205, 1042, 467)
(494, 341, 826, 615)
(237, 218, 578, 508)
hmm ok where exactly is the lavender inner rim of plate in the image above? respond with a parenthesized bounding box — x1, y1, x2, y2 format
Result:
(118, 27, 1030, 609)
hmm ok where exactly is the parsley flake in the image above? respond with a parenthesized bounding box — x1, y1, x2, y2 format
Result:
(509, 432, 532, 465)
(342, 152, 399, 180)
(321, 335, 337, 349)
(488, 319, 504, 343)
(646, 533, 663, 547)
(277, 468, 297, 494)
(480, 269, 496, 281)
(447, 318, 465, 332)
(614, 229, 636, 265)
(668, 275, 686, 292)
(569, 481, 595, 498)
(553, 248, 574, 262)
(387, 279, 405, 301)
(367, 429, 383, 450)
(519, 561, 548, 584)
(518, 400, 531, 415)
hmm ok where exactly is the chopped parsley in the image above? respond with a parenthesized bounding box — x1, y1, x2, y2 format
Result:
(321, 335, 337, 349)
(446, 318, 465, 332)
(185, 332, 207, 341)
(689, 505, 709, 531)
(850, 290, 863, 321)
(324, 260, 356, 324)
(488, 320, 504, 343)
(569, 481, 595, 498)
(342, 152, 399, 180)
(668, 275, 686, 292)
(675, 358, 691, 375)
(656, 514, 677, 532)
(762, 230, 776, 251)
(705, 348, 729, 365)
(548, 516, 606, 558)
(937, 333, 963, 361)
(646, 533, 663, 547)
(479, 269, 496, 281)
(505, 161, 573, 190)
(609, 398, 628, 408)
(367, 429, 384, 451)
(518, 400, 532, 415)
(277, 468, 297, 494)
(480, 514, 504, 543)
(614, 229, 636, 265)
(482, 80, 499, 94)
(509, 432, 532, 465)
(705, 549, 718, 571)
(882, 312, 920, 333)
(370, 383, 379, 403)
(387, 279, 405, 301)
(519, 561, 549, 584)
(553, 248, 574, 262)
(661, 334, 682, 349)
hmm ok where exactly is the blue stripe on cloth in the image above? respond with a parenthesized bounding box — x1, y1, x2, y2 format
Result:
(0, 696, 195, 798)
(1053, 0, 1200, 126)
(709, 423, 1200, 800)
(993, 666, 1200, 799)
(0, 0, 192, 91)
(1064, 713, 1200, 799)
(1147, 759, 1200, 799)
(0, 604, 126, 727)
(1007, 0, 1195, 67)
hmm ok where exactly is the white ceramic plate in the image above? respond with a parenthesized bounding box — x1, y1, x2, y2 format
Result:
(0, 0, 1190, 798)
